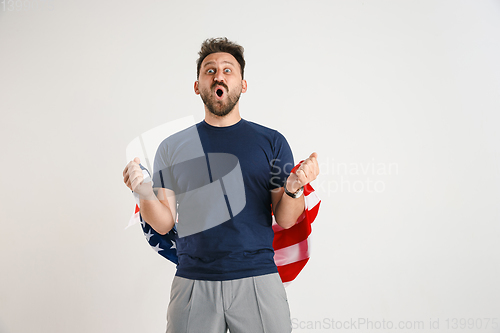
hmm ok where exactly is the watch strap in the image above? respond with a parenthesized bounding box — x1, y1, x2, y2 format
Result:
(284, 178, 304, 198)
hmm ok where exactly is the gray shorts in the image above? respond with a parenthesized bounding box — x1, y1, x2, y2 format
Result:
(166, 272, 292, 333)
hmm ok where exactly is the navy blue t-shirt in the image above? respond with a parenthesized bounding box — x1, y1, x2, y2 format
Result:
(152, 118, 294, 281)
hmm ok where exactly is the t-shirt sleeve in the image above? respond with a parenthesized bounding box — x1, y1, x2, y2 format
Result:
(152, 138, 176, 192)
(269, 130, 294, 189)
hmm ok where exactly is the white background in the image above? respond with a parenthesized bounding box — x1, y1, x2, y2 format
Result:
(1, 0, 500, 332)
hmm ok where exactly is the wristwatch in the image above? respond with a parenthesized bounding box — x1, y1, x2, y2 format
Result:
(284, 178, 304, 198)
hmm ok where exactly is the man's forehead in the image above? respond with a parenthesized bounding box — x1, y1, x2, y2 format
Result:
(202, 52, 238, 67)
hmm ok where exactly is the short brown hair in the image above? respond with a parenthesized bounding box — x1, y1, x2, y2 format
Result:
(196, 37, 245, 79)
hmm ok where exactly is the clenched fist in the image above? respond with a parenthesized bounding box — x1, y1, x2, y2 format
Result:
(286, 152, 320, 193)
(123, 157, 154, 199)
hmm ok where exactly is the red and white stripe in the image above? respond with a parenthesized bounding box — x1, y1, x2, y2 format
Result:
(273, 183, 321, 285)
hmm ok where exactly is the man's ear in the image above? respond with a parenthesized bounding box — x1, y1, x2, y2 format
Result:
(194, 81, 200, 95)
(241, 80, 247, 93)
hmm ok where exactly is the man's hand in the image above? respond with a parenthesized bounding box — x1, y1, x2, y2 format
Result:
(123, 157, 154, 199)
(286, 152, 320, 193)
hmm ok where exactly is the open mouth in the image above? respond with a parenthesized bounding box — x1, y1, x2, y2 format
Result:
(214, 86, 225, 100)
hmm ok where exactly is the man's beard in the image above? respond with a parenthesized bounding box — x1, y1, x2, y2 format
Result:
(200, 83, 242, 117)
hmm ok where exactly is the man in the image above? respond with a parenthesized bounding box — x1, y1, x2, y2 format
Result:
(123, 37, 319, 333)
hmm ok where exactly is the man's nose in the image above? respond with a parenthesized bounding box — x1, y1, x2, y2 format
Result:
(214, 70, 225, 82)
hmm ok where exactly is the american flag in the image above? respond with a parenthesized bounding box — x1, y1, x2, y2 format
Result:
(129, 161, 320, 285)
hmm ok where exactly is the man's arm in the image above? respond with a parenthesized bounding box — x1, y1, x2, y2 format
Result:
(271, 152, 319, 229)
(123, 157, 176, 235)
(139, 188, 176, 235)
(271, 185, 305, 229)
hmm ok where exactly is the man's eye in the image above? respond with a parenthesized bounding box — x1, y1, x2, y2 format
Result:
(207, 69, 215, 74)
(224, 69, 231, 73)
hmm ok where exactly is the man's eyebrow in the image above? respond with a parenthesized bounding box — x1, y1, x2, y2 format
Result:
(203, 60, 236, 67)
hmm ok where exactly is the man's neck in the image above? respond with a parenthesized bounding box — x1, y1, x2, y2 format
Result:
(204, 107, 242, 127)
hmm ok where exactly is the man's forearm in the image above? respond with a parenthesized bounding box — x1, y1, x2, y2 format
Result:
(274, 189, 305, 229)
(139, 193, 175, 235)
(274, 153, 319, 229)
